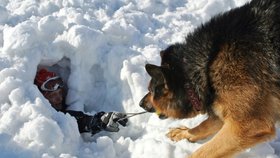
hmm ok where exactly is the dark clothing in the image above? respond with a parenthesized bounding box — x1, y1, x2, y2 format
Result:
(61, 109, 104, 134)
(54, 103, 127, 134)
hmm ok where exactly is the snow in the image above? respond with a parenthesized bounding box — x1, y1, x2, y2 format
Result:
(0, 0, 279, 158)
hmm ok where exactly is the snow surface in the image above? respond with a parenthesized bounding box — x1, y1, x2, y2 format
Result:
(0, 0, 279, 158)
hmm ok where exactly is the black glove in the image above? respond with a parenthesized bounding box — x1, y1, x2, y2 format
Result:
(65, 110, 128, 135)
(88, 111, 128, 134)
(99, 112, 128, 132)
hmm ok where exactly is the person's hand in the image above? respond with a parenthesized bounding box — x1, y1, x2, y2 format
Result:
(87, 111, 128, 135)
(99, 112, 128, 132)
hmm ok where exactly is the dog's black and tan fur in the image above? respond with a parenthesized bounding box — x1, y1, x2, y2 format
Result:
(139, 0, 280, 157)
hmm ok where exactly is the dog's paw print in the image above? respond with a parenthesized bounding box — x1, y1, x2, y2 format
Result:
(166, 126, 198, 142)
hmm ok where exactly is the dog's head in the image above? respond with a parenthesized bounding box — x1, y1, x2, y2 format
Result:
(139, 63, 200, 119)
(139, 45, 204, 119)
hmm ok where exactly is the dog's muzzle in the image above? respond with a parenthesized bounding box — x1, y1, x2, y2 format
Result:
(139, 94, 155, 113)
(158, 114, 167, 119)
(139, 94, 168, 119)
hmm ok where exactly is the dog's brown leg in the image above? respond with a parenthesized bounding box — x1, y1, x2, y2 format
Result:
(167, 115, 223, 142)
(189, 86, 276, 158)
(188, 119, 275, 158)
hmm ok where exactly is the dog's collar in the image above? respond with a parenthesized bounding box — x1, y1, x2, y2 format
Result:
(185, 84, 202, 111)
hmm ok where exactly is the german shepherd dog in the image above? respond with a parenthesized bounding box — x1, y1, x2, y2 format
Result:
(139, 0, 280, 157)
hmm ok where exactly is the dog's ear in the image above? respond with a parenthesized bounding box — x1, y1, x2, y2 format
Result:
(145, 64, 165, 81)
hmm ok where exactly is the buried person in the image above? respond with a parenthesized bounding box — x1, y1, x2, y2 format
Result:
(34, 68, 128, 135)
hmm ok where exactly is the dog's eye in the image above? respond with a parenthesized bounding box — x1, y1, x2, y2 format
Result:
(155, 88, 161, 94)
(153, 85, 165, 98)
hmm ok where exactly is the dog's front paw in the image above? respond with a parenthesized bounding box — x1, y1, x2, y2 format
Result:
(167, 126, 198, 142)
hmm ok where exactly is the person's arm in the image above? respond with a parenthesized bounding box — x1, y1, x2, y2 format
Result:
(65, 110, 128, 135)
(65, 110, 103, 134)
